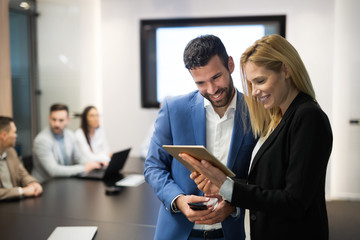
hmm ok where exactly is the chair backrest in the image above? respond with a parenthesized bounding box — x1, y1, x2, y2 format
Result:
(22, 155, 33, 173)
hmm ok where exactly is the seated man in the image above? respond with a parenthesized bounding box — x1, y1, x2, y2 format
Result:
(32, 103, 102, 183)
(0, 116, 42, 200)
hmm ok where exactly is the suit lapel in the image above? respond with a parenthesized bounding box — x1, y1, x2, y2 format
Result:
(189, 92, 206, 195)
(63, 131, 72, 163)
(52, 137, 65, 165)
(248, 120, 285, 176)
(5, 149, 17, 185)
(248, 92, 309, 176)
(227, 92, 245, 170)
(190, 93, 206, 146)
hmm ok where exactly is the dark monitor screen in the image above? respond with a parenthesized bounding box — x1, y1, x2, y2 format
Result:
(140, 15, 286, 108)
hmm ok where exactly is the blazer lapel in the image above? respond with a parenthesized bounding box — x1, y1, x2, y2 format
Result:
(248, 120, 285, 176)
(6, 149, 17, 185)
(63, 131, 72, 163)
(52, 138, 65, 165)
(248, 92, 309, 176)
(227, 92, 245, 170)
(190, 92, 206, 146)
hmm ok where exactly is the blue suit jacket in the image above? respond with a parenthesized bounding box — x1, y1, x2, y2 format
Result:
(144, 90, 256, 240)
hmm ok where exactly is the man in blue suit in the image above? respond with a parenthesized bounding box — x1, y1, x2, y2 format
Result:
(144, 35, 256, 240)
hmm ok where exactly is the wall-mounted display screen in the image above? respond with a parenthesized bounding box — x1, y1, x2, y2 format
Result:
(140, 16, 286, 108)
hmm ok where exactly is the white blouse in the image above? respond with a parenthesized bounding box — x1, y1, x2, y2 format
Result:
(75, 128, 111, 162)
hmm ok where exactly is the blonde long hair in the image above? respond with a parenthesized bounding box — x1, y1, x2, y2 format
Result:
(240, 34, 315, 138)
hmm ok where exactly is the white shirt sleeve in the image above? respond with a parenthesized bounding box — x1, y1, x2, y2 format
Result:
(220, 176, 234, 202)
(220, 177, 241, 218)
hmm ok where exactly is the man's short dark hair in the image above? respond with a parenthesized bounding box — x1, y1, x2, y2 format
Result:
(0, 116, 14, 132)
(50, 103, 69, 114)
(183, 34, 229, 70)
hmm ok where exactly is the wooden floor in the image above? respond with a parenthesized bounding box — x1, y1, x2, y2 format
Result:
(327, 200, 360, 240)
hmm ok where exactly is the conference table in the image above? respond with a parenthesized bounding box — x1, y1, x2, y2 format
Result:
(0, 157, 161, 240)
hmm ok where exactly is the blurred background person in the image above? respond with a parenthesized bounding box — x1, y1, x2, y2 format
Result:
(32, 104, 102, 183)
(75, 106, 112, 163)
(0, 116, 42, 200)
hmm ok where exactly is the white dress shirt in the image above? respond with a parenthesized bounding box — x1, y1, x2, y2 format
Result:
(193, 90, 238, 231)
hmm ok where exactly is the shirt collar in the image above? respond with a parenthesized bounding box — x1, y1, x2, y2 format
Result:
(52, 132, 64, 140)
(204, 89, 237, 116)
(0, 152, 7, 161)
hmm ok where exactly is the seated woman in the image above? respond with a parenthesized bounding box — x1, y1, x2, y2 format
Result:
(75, 106, 112, 163)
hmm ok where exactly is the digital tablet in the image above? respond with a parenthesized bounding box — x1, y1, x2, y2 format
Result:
(162, 145, 236, 177)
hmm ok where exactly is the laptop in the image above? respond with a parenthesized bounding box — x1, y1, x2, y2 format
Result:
(48, 226, 98, 240)
(78, 148, 131, 181)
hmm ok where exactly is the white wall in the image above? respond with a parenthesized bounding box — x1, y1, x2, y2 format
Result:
(331, 0, 360, 200)
(37, 0, 360, 199)
(99, 0, 334, 155)
(37, 0, 102, 130)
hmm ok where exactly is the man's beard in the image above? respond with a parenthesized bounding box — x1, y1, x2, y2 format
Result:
(202, 77, 235, 108)
(51, 126, 63, 135)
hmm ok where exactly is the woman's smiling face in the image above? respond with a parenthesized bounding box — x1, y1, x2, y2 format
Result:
(245, 61, 295, 114)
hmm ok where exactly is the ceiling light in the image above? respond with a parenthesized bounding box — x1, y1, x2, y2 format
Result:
(19, 2, 31, 10)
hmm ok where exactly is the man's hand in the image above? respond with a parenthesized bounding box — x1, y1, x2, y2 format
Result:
(193, 198, 236, 225)
(28, 182, 43, 197)
(22, 185, 35, 197)
(84, 161, 102, 173)
(175, 195, 214, 223)
(22, 182, 43, 197)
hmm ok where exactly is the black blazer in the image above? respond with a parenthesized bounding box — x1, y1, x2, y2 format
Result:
(232, 92, 333, 240)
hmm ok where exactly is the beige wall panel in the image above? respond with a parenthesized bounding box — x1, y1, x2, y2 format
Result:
(0, 0, 12, 117)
